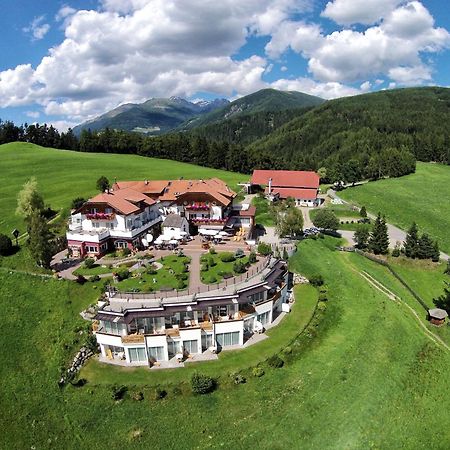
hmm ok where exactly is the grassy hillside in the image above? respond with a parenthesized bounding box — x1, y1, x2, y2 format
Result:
(246, 86, 450, 171)
(0, 142, 246, 235)
(2, 237, 450, 448)
(339, 162, 450, 253)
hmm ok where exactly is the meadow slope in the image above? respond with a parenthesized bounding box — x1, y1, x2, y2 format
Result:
(2, 238, 450, 449)
(0, 142, 246, 235)
(339, 162, 450, 253)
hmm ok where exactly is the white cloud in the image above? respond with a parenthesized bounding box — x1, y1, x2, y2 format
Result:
(23, 15, 50, 41)
(321, 0, 403, 26)
(271, 77, 360, 99)
(1, 0, 449, 128)
(280, 66, 288, 72)
(267, 2, 450, 84)
(25, 111, 40, 119)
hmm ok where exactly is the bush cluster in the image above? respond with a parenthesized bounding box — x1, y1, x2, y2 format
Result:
(252, 367, 265, 377)
(233, 261, 247, 274)
(257, 242, 272, 256)
(220, 252, 236, 263)
(191, 373, 215, 394)
(267, 355, 284, 368)
(0, 234, 13, 256)
(84, 258, 95, 269)
(111, 385, 127, 401)
(309, 274, 324, 287)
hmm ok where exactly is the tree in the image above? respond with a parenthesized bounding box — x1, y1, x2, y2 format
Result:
(403, 222, 419, 258)
(359, 206, 367, 218)
(0, 234, 13, 256)
(417, 233, 434, 260)
(16, 177, 44, 220)
(444, 260, 450, 276)
(275, 206, 304, 237)
(317, 167, 327, 182)
(432, 241, 440, 263)
(433, 282, 450, 314)
(71, 197, 86, 210)
(368, 213, 389, 255)
(28, 210, 54, 268)
(96, 176, 110, 192)
(312, 209, 339, 231)
(354, 224, 370, 249)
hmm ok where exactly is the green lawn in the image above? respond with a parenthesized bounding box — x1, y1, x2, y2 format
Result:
(339, 162, 450, 253)
(73, 263, 115, 277)
(3, 236, 450, 448)
(0, 142, 246, 237)
(252, 195, 275, 226)
(116, 255, 190, 292)
(200, 251, 250, 284)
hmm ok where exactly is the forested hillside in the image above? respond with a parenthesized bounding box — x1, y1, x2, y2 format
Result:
(1, 87, 448, 183)
(246, 87, 449, 181)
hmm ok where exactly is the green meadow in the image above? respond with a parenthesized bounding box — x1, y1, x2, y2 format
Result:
(2, 236, 450, 449)
(0, 142, 246, 236)
(339, 162, 450, 253)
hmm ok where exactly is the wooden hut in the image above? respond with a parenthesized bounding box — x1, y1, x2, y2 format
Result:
(428, 308, 448, 326)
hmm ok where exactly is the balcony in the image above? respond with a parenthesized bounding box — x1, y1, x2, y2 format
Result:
(191, 218, 226, 226)
(111, 216, 162, 238)
(67, 228, 110, 243)
(86, 212, 115, 220)
(121, 334, 145, 344)
(185, 202, 210, 211)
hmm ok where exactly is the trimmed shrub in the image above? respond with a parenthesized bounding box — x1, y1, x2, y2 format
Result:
(146, 267, 157, 275)
(257, 242, 272, 256)
(309, 274, 324, 287)
(318, 292, 328, 302)
(132, 391, 144, 401)
(234, 374, 246, 384)
(0, 234, 13, 256)
(200, 263, 209, 272)
(267, 355, 284, 368)
(191, 373, 215, 395)
(111, 385, 127, 401)
(252, 367, 265, 377)
(84, 258, 95, 269)
(235, 248, 244, 258)
(233, 261, 246, 274)
(154, 387, 167, 400)
(220, 252, 235, 263)
(75, 275, 87, 284)
(248, 251, 257, 264)
(89, 275, 101, 282)
(392, 247, 401, 257)
(208, 256, 216, 267)
(121, 247, 131, 257)
(283, 346, 292, 355)
(176, 280, 186, 290)
(208, 276, 217, 283)
(115, 268, 130, 281)
(209, 247, 217, 255)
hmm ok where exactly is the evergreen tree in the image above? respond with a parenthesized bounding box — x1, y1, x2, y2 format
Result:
(431, 241, 440, 263)
(444, 260, 450, 275)
(417, 233, 434, 259)
(433, 282, 450, 314)
(354, 224, 370, 249)
(359, 206, 367, 218)
(28, 210, 53, 268)
(403, 222, 419, 258)
(96, 176, 110, 192)
(368, 213, 389, 255)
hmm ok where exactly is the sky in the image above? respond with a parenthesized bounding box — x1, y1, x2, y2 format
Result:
(0, 0, 449, 131)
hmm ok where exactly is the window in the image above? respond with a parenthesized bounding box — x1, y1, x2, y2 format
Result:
(114, 241, 127, 249)
(216, 332, 240, 347)
(92, 222, 100, 228)
(147, 346, 164, 361)
(128, 347, 147, 362)
(248, 291, 265, 304)
(100, 243, 107, 251)
(105, 208, 112, 213)
(168, 340, 181, 357)
(183, 339, 199, 354)
(86, 246, 98, 253)
(91, 208, 97, 214)
(201, 334, 213, 350)
(102, 321, 122, 335)
(257, 311, 270, 325)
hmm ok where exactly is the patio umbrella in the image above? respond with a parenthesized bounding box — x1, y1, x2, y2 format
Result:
(146, 233, 154, 243)
(154, 236, 164, 245)
(169, 239, 179, 245)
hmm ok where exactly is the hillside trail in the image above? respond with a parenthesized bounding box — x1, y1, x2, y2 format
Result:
(351, 263, 450, 352)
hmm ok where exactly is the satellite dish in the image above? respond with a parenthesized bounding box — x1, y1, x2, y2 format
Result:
(141, 238, 148, 247)
(146, 234, 153, 243)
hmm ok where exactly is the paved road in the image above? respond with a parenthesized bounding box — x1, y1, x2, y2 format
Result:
(330, 189, 449, 261)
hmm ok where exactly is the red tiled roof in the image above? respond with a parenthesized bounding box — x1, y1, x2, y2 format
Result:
(267, 187, 318, 200)
(87, 188, 155, 215)
(251, 170, 319, 190)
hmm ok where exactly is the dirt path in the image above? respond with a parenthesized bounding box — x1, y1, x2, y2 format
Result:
(358, 269, 450, 352)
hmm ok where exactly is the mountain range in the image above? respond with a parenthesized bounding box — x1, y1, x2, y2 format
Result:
(73, 89, 324, 135)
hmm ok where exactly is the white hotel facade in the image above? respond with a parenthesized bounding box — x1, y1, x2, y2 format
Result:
(93, 258, 290, 365)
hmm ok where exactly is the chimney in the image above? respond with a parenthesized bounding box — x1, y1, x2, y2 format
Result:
(268, 177, 272, 195)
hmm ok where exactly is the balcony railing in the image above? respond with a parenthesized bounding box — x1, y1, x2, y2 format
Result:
(86, 213, 115, 220)
(121, 334, 145, 344)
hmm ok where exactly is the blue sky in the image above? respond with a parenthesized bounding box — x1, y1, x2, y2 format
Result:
(0, 0, 449, 130)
